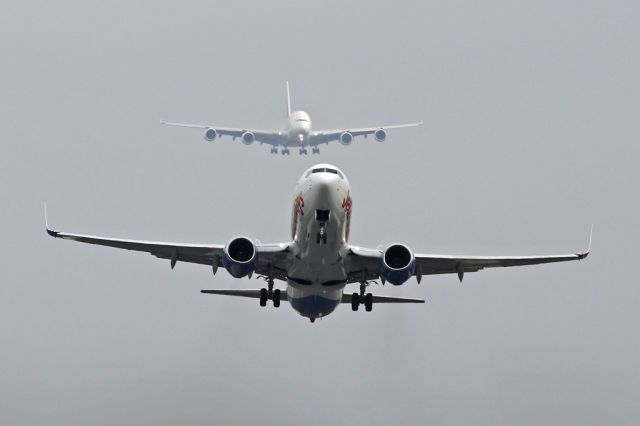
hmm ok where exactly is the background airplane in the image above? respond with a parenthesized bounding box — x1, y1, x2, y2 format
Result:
(161, 83, 422, 155)
(46, 164, 591, 323)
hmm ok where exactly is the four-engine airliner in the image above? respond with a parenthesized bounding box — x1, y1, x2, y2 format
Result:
(46, 164, 591, 323)
(161, 83, 422, 155)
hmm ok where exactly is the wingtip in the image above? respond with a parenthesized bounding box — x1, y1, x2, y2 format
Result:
(577, 225, 593, 259)
(44, 202, 58, 237)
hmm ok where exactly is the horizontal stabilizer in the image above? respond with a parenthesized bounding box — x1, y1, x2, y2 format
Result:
(340, 294, 425, 304)
(201, 289, 289, 301)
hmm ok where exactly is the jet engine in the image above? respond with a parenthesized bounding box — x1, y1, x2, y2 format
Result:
(374, 129, 387, 142)
(204, 128, 217, 141)
(339, 131, 353, 145)
(241, 131, 255, 145)
(379, 244, 416, 285)
(222, 237, 258, 278)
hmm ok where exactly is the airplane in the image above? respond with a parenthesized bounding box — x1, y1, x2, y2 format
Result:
(160, 83, 422, 155)
(45, 164, 591, 323)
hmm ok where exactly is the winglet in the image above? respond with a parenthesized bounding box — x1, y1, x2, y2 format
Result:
(578, 225, 593, 259)
(44, 202, 58, 237)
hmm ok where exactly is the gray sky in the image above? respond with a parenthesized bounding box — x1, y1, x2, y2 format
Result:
(1, 0, 639, 424)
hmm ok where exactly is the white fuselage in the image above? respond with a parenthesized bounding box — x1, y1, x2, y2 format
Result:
(285, 164, 353, 318)
(283, 110, 312, 147)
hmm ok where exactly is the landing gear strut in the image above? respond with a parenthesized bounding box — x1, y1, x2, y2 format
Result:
(316, 223, 327, 244)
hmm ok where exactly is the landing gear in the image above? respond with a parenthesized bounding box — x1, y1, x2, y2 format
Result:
(312, 147, 320, 154)
(259, 288, 268, 307)
(364, 293, 373, 312)
(258, 277, 281, 308)
(270, 147, 278, 154)
(351, 282, 373, 312)
(281, 148, 290, 155)
(316, 223, 327, 244)
(299, 148, 308, 155)
(351, 293, 360, 311)
(273, 288, 281, 308)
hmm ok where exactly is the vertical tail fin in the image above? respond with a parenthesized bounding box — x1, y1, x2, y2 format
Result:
(286, 81, 292, 117)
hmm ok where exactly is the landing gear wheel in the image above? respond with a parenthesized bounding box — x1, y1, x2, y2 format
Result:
(364, 293, 373, 312)
(259, 288, 268, 307)
(351, 293, 360, 311)
(273, 289, 281, 307)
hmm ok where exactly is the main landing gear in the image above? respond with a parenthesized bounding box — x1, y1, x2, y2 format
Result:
(312, 147, 320, 154)
(281, 148, 291, 155)
(351, 282, 373, 312)
(259, 277, 281, 307)
(299, 148, 308, 155)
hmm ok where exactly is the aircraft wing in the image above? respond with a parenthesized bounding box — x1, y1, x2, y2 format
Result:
(309, 122, 422, 145)
(160, 120, 283, 146)
(347, 233, 591, 283)
(45, 216, 291, 280)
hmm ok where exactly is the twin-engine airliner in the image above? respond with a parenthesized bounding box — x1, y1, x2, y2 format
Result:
(161, 83, 422, 155)
(46, 165, 590, 323)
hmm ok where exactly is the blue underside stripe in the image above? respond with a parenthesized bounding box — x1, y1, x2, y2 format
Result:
(289, 295, 340, 317)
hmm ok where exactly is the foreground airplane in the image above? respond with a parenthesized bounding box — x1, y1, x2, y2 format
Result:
(161, 83, 422, 155)
(46, 164, 590, 322)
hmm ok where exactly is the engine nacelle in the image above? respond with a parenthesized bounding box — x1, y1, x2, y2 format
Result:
(339, 131, 353, 145)
(379, 244, 416, 285)
(374, 128, 387, 142)
(204, 128, 217, 141)
(222, 237, 258, 278)
(242, 131, 255, 145)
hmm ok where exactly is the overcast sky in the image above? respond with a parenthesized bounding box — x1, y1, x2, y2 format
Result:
(1, 0, 639, 424)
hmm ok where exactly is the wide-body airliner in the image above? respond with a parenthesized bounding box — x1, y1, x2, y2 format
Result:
(46, 164, 590, 322)
(161, 83, 422, 155)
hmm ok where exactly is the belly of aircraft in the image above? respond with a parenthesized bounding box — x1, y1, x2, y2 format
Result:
(286, 284, 343, 319)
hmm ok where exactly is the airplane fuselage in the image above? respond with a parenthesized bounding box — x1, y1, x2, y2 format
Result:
(283, 110, 312, 147)
(286, 164, 352, 319)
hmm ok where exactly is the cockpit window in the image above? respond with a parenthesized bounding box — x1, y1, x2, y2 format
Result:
(311, 167, 339, 175)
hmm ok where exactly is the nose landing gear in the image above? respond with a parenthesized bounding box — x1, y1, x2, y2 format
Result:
(316, 223, 327, 244)
(299, 148, 308, 155)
